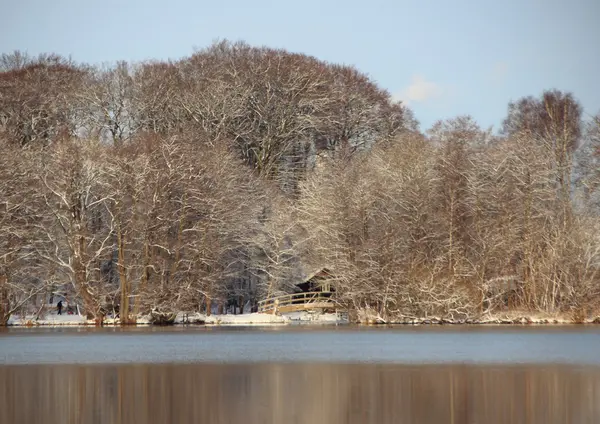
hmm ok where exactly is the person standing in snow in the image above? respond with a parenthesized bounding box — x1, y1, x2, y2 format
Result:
(57, 300, 63, 315)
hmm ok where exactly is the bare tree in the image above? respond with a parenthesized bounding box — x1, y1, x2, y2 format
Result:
(133, 61, 185, 135)
(1, 42, 599, 324)
(0, 140, 49, 324)
(0, 55, 85, 146)
(77, 62, 137, 145)
(179, 41, 328, 192)
(33, 139, 114, 322)
(573, 113, 600, 212)
(296, 132, 475, 322)
(0, 51, 34, 71)
(317, 64, 400, 157)
(101, 139, 157, 323)
(177, 138, 268, 314)
(427, 117, 485, 275)
(100, 132, 270, 318)
(177, 41, 412, 194)
(502, 90, 583, 222)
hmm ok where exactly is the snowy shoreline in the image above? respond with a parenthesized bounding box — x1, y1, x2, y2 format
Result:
(5, 311, 347, 327)
(5, 310, 600, 327)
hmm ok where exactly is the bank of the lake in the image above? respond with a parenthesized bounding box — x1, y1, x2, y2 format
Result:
(5, 311, 345, 327)
(4, 309, 600, 327)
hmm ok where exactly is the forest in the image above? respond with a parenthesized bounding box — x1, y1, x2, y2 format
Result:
(1, 41, 599, 325)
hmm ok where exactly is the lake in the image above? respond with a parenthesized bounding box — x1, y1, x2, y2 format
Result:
(1, 325, 600, 423)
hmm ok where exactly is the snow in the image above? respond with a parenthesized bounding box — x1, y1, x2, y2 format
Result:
(134, 315, 152, 325)
(284, 311, 348, 324)
(6, 311, 296, 327)
(174, 311, 348, 325)
(478, 311, 575, 325)
(6, 309, 593, 327)
(176, 312, 290, 325)
(7, 313, 87, 326)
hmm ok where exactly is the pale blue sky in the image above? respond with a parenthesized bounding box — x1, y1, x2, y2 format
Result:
(3, 0, 599, 131)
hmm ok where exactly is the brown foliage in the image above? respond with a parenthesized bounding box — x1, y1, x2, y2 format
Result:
(0, 55, 86, 146)
(32, 139, 113, 320)
(0, 139, 48, 323)
(502, 90, 582, 149)
(99, 132, 269, 317)
(177, 41, 412, 193)
(297, 122, 600, 321)
(0, 44, 598, 325)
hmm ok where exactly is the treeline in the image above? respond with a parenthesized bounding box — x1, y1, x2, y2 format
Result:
(0, 42, 599, 324)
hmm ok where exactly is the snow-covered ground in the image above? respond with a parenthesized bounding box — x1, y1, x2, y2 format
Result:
(173, 311, 289, 325)
(175, 310, 347, 325)
(7, 313, 87, 326)
(6, 310, 349, 326)
(8, 309, 595, 327)
(284, 311, 348, 324)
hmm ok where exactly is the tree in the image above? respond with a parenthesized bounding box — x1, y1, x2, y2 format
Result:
(34, 139, 114, 322)
(317, 65, 404, 157)
(176, 138, 268, 314)
(179, 41, 328, 193)
(0, 54, 85, 146)
(0, 51, 34, 71)
(0, 140, 49, 324)
(133, 61, 185, 135)
(427, 116, 490, 276)
(502, 90, 582, 148)
(297, 132, 476, 322)
(501, 90, 583, 220)
(77, 62, 138, 146)
(2, 43, 600, 323)
(177, 41, 413, 194)
(102, 139, 156, 323)
(573, 113, 600, 212)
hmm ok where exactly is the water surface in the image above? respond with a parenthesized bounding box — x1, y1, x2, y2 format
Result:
(2, 326, 599, 423)
(1, 325, 600, 365)
(2, 362, 599, 424)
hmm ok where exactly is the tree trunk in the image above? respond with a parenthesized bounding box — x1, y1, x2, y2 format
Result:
(73, 236, 102, 323)
(167, 193, 187, 287)
(117, 226, 130, 325)
(448, 193, 455, 275)
(134, 237, 150, 317)
(205, 295, 212, 317)
(0, 275, 10, 326)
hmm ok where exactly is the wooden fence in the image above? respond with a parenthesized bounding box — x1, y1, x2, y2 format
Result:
(257, 291, 336, 314)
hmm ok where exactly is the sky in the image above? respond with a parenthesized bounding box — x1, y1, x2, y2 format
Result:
(2, 0, 599, 131)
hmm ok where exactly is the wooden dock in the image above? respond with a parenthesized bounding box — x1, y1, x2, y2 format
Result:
(258, 291, 336, 314)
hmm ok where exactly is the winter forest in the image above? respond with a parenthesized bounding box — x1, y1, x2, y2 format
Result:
(1, 41, 599, 325)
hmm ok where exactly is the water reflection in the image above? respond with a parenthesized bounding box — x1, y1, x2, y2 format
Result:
(2, 363, 599, 424)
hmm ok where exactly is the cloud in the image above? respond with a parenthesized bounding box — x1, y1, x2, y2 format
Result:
(490, 61, 509, 84)
(393, 75, 444, 105)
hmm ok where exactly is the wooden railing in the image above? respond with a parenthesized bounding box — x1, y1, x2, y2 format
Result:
(258, 291, 335, 313)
